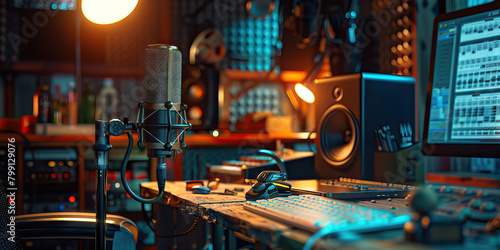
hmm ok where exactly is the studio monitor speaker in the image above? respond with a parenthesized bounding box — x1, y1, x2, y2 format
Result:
(182, 64, 219, 130)
(315, 73, 415, 180)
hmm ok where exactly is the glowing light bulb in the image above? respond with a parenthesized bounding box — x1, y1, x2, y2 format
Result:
(82, 0, 139, 25)
(294, 83, 315, 103)
(212, 130, 220, 137)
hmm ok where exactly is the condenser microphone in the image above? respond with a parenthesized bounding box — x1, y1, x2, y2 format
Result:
(137, 44, 190, 159)
(92, 44, 190, 249)
(143, 44, 182, 104)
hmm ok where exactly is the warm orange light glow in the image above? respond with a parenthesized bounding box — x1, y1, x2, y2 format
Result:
(188, 84, 204, 100)
(82, 0, 139, 25)
(294, 83, 315, 103)
(281, 71, 308, 82)
(188, 106, 203, 120)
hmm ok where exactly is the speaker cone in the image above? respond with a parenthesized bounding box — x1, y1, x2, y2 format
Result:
(319, 104, 359, 168)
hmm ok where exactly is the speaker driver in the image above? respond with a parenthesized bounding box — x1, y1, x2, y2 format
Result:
(319, 104, 359, 168)
(187, 82, 206, 101)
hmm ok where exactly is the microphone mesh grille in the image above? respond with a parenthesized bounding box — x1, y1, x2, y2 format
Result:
(168, 48, 182, 104)
(143, 44, 182, 103)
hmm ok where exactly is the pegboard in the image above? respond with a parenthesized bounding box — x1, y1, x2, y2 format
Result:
(228, 83, 283, 127)
(371, 0, 415, 76)
(220, 0, 281, 72)
(171, 0, 281, 73)
(0, 0, 17, 63)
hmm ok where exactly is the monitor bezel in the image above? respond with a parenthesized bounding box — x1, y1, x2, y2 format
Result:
(422, 1, 500, 157)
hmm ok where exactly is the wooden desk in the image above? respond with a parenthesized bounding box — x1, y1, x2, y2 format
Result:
(142, 180, 498, 249)
(140, 181, 417, 249)
(141, 181, 297, 249)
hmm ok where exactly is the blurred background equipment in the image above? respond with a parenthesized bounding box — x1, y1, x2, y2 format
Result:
(22, 147, 79, 213)
(182, 64, 220, 130)
(95, 77, 119, 121)
(189, 28, 225, 65)
(0, 0, 420, 129)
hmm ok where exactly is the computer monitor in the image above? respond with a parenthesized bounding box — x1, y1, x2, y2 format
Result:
(423, 2, 500, 158)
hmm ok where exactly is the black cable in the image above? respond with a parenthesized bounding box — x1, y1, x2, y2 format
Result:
(156, 217, 200, 238)
(141, 203, 200, 238)
(296, 0, 323, 47)
(141, 202, 154, 231)
(307, 130, 317, 154)
(121, 132, 164, 203)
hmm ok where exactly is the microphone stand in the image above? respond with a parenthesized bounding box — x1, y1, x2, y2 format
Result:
(93, 121, 112, 250)
(92, 102, 190, 250)
(93, 118, 137, 250)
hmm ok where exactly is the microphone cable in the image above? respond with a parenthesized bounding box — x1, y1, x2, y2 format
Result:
(121, 132, 165, 203)
(141, 203, 200, 238)
(307, 129, 317, 154)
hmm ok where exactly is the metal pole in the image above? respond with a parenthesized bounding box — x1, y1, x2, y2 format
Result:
(96, 169, 107, 249)
(75, 0, 82, 109)
(94, 121, 111, 250)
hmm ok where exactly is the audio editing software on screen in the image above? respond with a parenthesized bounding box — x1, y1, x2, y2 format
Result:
(428, 9, 500, 143)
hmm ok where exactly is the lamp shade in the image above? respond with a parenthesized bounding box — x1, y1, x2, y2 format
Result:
(82, 0, 139, 25)
(295, 83, 315, 103)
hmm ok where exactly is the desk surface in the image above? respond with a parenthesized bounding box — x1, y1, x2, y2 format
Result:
(140, 181, 426, 249)
(142, 181, 500, 249)
(141, 181, 291, 233)
(143, 180, 500, 249)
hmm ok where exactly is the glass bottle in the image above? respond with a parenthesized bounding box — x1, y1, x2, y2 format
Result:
(78, 82, 96, 124)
